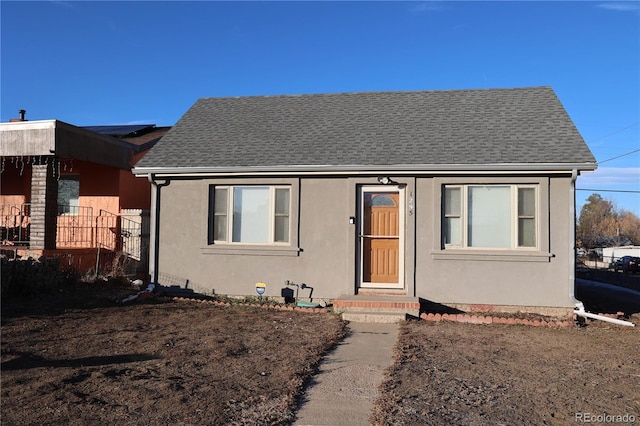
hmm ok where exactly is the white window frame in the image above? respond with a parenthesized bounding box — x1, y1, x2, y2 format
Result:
(443, 184, 538, 250)
(210, 185, 291, 246)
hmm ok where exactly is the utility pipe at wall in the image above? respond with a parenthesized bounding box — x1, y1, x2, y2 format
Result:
(147, 174, 170, 285)
(574, 302, 635, 327)
(569, 170, 633, 327)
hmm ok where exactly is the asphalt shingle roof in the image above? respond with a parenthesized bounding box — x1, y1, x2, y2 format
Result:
(135, 86, 596, 172)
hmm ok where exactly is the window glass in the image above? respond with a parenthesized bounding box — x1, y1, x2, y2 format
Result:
(210, 185, 292, 245)
(275, 188, 289, 214)
(213, 188, 228, 241)
(58, 176, 79, 214)
(518, 188, 535, 217)
(444, 187, 460, 216)
(443, 184, 538, 250)
(214, 188, 227, 214)
(518, 188, 536, 247)
(274, 188, 290, 243)
(444, 187, 462, 246)
(468, 186, 510, 248)
(444, 217, 461, 246)
(518, 218, 536, 247)
(232, 187, 270, 243)
(370, 195, 396, 207)
(274, 216, 289, 242)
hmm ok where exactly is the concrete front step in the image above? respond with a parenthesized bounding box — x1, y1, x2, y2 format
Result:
(333, 295, 420, 323)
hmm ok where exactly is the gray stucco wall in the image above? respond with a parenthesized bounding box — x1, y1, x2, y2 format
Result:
(155, 174, 574, 308)
(414, 176, 573, 308)
(157, 177, 358, 298)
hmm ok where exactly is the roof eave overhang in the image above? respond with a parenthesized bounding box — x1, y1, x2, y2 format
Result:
(133, 162, 598, 178)
(0, 119, 136, 169)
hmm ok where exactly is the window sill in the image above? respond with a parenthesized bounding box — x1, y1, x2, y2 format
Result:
(431, 250, 554, 262)
(201, 245, 301, 257)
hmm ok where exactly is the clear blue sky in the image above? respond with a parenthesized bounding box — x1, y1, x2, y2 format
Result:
(2, 1, 639, 215)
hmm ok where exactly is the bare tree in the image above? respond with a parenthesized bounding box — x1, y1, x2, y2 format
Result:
(618, 210, 640, 245)
(577, 193, 633, 249)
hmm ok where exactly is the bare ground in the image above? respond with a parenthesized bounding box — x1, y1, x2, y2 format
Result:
(3, 284, 640, 426)
(1, 284, 346, 425)
(372, 318, 640, 425)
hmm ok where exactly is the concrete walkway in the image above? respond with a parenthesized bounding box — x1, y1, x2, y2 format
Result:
(294, 322, 399, 426)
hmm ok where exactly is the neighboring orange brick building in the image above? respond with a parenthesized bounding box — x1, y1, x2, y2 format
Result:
(0, 115, 169, 277)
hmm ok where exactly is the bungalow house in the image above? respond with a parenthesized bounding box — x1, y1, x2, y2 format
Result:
(133, 87, 597, 317)
(0, 115, 169, 276)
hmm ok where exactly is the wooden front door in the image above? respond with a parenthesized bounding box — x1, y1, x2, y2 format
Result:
(359, 187, 403, 288)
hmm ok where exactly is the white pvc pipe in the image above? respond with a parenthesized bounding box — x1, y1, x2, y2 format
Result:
(574, 303, 635, 327)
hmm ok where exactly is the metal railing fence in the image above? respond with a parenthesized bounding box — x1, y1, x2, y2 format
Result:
(1, 204, 148, 258)
(0, 203, 30, 244)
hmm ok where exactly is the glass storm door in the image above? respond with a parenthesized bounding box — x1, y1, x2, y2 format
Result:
(358, 186, 404, 289)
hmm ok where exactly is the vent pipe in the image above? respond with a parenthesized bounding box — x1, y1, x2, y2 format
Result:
(9, 109, 27, 122)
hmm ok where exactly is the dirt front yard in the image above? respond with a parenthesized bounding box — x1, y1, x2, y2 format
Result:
(1, 286, 346, 425)
(372, 318, 640, 425)
(2, 285, 639, 426)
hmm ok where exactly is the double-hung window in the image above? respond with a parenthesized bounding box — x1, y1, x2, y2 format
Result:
(443, 185, 537, 249)
(210, 186, 290, 244)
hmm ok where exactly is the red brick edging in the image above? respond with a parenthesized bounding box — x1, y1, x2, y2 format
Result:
(420, 312, 633, 327)
(171, 297, 631, 326)
(420, 312, 575, 327)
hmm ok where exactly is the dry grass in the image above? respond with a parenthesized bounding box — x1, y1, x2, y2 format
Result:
(5, 282, 638, 426)
(372, 319, 640, 425)
(1, 285, 347, 425)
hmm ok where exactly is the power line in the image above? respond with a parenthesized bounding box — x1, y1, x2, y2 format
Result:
(588, 121, 639, 144)
(597, 148, 640, 165)
(577, 188, 640, 194)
